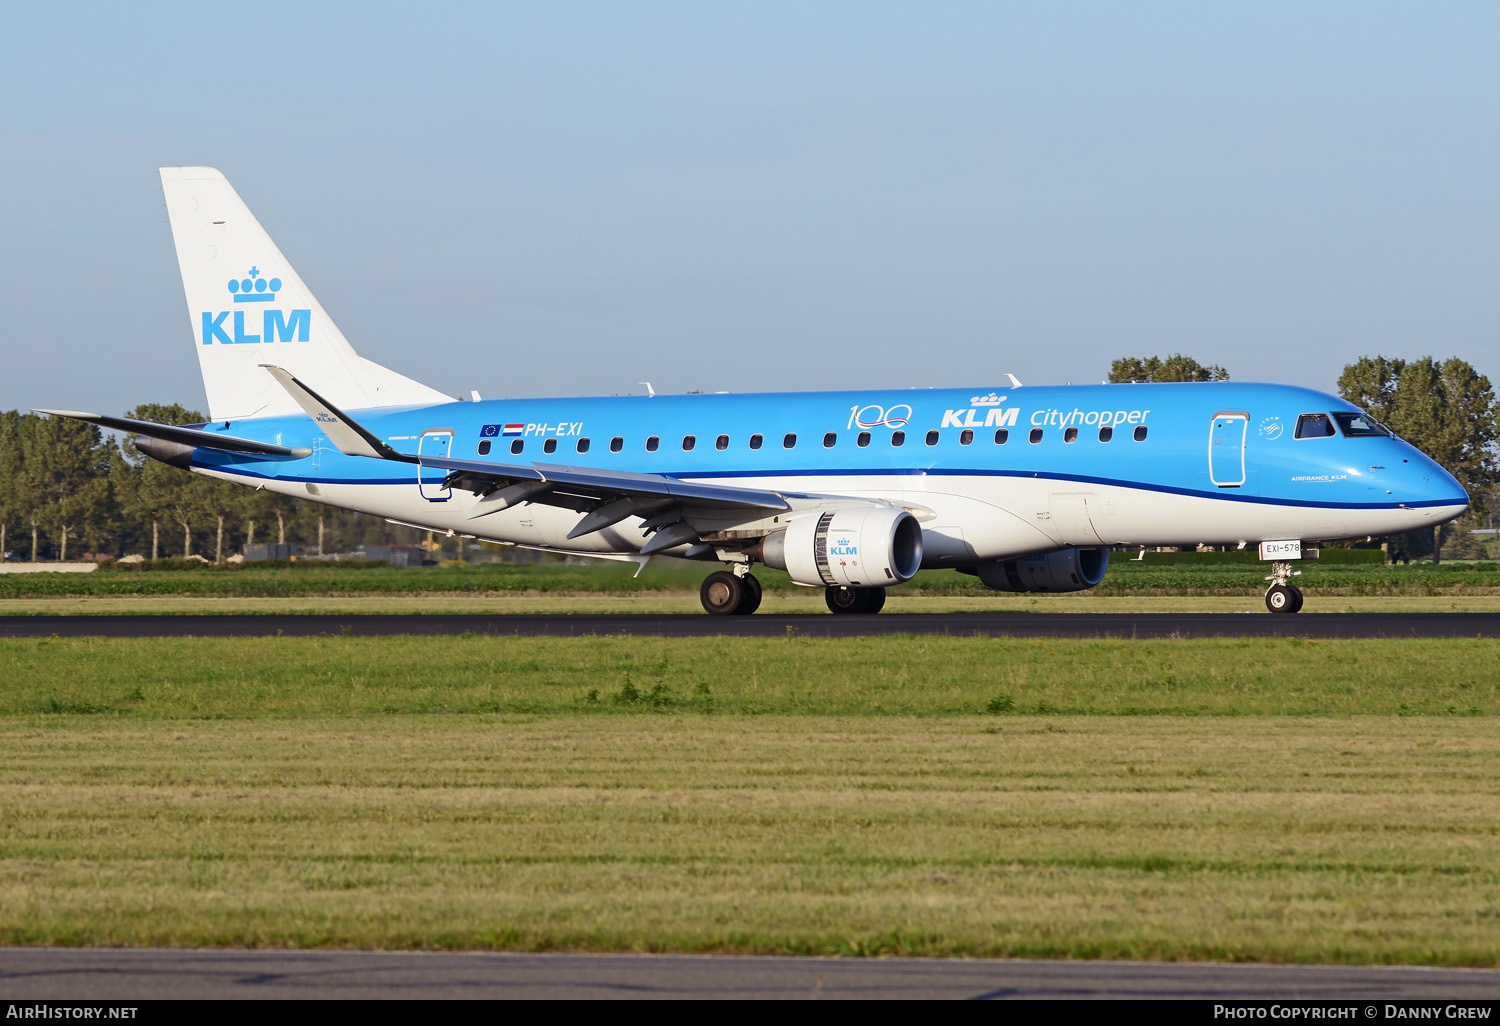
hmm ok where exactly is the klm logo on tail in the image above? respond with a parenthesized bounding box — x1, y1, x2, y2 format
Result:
(200, 268, 311, 345)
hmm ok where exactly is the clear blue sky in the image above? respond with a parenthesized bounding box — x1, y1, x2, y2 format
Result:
(3, 1, 1497, 416)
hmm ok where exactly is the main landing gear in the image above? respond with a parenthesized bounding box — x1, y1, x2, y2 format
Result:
(1264, 562, 1304, 614)
(824, 586, 886, 615)
(697, 571, 890, 616)
(700, 570, 762, 615)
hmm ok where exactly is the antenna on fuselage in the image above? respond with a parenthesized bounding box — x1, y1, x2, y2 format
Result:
(1006, 373, 1023, 388)
(640, 381, 656, 397)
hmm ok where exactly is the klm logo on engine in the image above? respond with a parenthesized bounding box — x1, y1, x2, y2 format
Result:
(941, 393, 1020, 429)
(829, 537, 859, 557)
(200, 267, 311, 345)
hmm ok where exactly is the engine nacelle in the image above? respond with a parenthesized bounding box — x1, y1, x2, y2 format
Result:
(759, 507, 923, 588)
(972, 548, 1110, 593)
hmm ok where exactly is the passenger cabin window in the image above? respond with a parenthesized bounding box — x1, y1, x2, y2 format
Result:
(646, 435, 660, 452)
(925, 430, 939, 446)
(891, 431, 905, 447)
(823, 432, 836, 448)
(1133, 425, 1148, 442)
(576, 437, 590, 453)
(682, 435, 696, 451)
(715, 434, 729, 450)
(1099, 426, 1113, 442)
(478, 439, 492, 456)
(857, 431, 871, 447)
(1029, 428, 1043, 444)
(1064, 427, 1078, 443)
(749, 434, 763, 450)
(960, 429, 973, 445)
(610, 436, 623, 453)
(783, 433, 797, 449)
(994, 429, 1008, 444)
(1295, 413, 1335, 439)
(543, 438, 557, 454)
(510, 439, 524, 455)
(1332, 411, 1390, 437)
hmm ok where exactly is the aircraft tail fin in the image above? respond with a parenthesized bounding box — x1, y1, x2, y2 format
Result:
(158, 167, 453, 422)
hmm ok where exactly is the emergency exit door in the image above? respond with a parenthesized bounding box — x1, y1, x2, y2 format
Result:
(418, 430, 453, 501)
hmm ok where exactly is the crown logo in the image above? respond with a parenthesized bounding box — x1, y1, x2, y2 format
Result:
(227, 267, 283, 303)
(969, 392, 1007, 406)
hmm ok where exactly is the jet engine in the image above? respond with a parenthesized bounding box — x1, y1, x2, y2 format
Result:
(758, 507, 923, 588)
(969, 548, 1110, 593)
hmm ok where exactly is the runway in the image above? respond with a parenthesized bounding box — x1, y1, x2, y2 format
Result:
(2, 611, 1499, 639)
(4, 948, 1499, 1000)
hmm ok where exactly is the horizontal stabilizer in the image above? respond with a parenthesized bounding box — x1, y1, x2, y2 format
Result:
(260, 365, 414, 462)
(34, 409, 310, 459)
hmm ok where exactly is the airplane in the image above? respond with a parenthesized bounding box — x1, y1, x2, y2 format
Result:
(38, 167, 1469, 615)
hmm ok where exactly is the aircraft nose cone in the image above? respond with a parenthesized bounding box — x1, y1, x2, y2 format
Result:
(1414, 457, 1470, 525)
(1425, 462, 1468, 505)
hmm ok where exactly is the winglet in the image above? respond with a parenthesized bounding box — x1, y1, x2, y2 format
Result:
(260, 365, 413, 462)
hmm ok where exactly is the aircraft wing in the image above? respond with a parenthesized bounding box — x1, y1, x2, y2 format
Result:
(415, 453, 795, 547)
(420, 454, 789, 510)
(261, 363, 885, 553)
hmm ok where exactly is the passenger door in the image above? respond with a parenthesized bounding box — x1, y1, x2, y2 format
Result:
(1209, 412, 1248, 488)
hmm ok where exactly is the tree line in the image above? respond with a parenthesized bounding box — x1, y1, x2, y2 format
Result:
(0, 404, 418, 562)
(3, 360, 1496, 562)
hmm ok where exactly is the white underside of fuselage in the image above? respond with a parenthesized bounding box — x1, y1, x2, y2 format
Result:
(198, 467, 1462, 568)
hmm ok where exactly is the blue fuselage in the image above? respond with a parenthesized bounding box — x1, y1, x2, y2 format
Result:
(194, 382, 1465, 524)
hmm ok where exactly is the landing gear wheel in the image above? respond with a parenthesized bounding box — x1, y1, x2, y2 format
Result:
(736, 573, 763, 615)
(1266, 584, 1301, 614)
(1263, 560, 1305, 614)
(825, 586, 865, 614)
(701, 571, 746, 615)
(825, 586, 884, 614)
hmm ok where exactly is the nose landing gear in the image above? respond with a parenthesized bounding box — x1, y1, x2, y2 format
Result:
(1264, 561, 1304, 614)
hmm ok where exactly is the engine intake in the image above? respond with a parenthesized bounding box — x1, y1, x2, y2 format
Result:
(760, 507, 923, 588)
(970, 548, 1109, 593)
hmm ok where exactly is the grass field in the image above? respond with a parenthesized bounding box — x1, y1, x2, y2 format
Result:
(5, 557, 1500, 615)
(3, 635, 1499, 963)
(3, 558, 1500, 603)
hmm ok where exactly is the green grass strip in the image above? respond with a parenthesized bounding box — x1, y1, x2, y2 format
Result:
(4, 635, 1499, 718)
(3, 560, 1500, 598)
(2, 715, 1498, 962)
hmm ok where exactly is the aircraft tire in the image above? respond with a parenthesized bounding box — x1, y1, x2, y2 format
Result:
(1288, 586, 1304, 614)
(736, 574, 763, 615)
(701, 571, 746, 615)
(826, 586, 879, 614)
(1265, 584, 1298, 614)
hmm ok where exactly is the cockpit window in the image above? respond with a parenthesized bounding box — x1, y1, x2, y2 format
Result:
(1332, 411, 1391, 437)
(1294, 413, 1336, 439)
